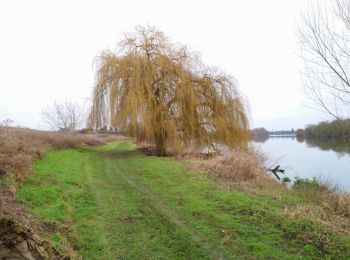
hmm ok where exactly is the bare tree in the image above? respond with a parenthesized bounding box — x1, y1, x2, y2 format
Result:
(42, 101, 82, 132)
(0, 119, 14, 127)
(298, 0, 350, 119)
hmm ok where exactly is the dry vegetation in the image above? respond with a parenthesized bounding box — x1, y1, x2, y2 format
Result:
(0, 126, 126, 258)
(194, 148, 267, 182)
(188, 147, 350, 234)
(0, 126, 123, 182)
(288, 182, 350, 234)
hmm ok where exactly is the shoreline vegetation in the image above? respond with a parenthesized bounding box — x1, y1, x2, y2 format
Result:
(252, 119, 350, 142)
(297, 119, 350, 141)
(0, 127, 350, 258)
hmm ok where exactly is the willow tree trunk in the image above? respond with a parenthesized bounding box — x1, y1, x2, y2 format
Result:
(153, 84, 167, 156)
(155, 132, 166, 156)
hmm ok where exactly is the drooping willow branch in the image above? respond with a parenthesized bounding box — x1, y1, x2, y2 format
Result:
(89, 26, 249, 156)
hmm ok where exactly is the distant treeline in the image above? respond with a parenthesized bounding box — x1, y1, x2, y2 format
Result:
(251, 128, 296, 142)
(297, 119, 350, 140)
(251, 128, 269, 137)
(251, 128, 296, 137)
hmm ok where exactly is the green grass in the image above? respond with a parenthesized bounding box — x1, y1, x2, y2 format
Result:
(17, 141, 350, 259)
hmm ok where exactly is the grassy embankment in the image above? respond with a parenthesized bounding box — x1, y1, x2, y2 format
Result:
(17, 140, 350, 259)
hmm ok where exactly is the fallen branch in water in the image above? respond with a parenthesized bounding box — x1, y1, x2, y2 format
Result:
(267, 165, 285, 180)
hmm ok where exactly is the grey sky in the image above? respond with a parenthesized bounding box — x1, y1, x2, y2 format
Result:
(0, 0, 328, 130)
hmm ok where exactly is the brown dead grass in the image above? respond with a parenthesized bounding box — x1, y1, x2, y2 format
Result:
(187, 147, 350, 234)
(0, 126, 127, 258)
(194, 149, 266, 182)
(0, 126, 124, 182)
(286, 183, 350, 234)
(293, 182, 350, 218)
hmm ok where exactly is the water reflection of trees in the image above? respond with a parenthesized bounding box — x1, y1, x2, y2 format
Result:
(251, 134, 269, 143)
(252, 135, 296, 143)
(253, 135, 350, 157)
(297, 135, 350, 157)
(304, 138, 350, 158)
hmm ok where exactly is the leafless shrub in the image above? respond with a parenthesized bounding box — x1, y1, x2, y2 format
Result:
(0, 119, 14, 127)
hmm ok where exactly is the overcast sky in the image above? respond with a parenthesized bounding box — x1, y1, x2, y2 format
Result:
(0, 0, 329, 130)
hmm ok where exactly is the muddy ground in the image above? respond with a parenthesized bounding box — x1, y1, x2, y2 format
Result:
(0, 187, 68, 259)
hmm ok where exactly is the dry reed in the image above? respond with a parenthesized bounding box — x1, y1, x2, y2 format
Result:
(191, 148, 270, 185)
(286, 181, 350, 233)
(187, 147, 350, 233)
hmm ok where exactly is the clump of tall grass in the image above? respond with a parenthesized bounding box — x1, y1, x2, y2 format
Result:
(287, 177, 350, 233)
(193, 148, 271, 183)
(0, 126, 122, 182)
(189, 147, 350, 233)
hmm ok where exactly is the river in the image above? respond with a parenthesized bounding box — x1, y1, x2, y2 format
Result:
(251, 136, 350, 191)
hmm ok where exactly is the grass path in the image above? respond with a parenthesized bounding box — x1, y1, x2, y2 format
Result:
(17, 141, 350, 259)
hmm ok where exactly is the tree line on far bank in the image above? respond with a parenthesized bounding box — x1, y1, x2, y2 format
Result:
(252, 119, 350, 142)
(297, 119, 350, 140)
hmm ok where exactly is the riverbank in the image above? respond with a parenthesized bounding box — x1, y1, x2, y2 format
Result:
(13, 140, 350, 259)
(251, 136, 350, 191)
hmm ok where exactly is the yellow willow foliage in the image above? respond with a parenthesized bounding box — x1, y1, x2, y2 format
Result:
(90, 26, 249, 156)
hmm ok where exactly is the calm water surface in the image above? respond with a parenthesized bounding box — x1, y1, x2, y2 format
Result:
(251, 137, 350, 191)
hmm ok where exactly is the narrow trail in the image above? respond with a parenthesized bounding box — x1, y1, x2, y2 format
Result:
(82, 144, 222, 259)
(103, 157, 221, 259)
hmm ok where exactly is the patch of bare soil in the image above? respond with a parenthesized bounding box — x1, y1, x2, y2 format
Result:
(116, 216, 144, 224)
(137, 146, 175, 157)
(0, 187, 69, 260)
(0, 188, 34, 227)
(100, 151, 130, 158)
(137, 146, 158, 156)
(0, 217, 68, 260)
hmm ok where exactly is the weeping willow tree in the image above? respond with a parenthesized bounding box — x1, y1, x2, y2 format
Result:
(90, 26, 249, 156)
